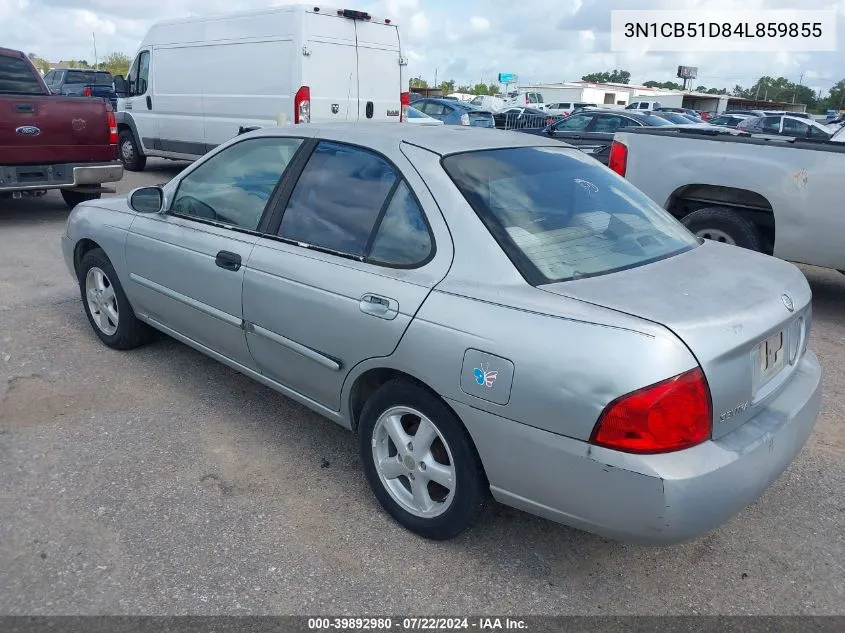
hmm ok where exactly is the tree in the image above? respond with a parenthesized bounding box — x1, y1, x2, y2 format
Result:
(456, 84, 472, 94)
(27, 53, 50, 74)
(821, 79, 845, 111)
(487, 83, 499, 95)
(643, 80, 683, 90)
(410, 76, 428, 88)
(101, 52, 131, 77)
(472, 83, 490, 95)
(439, 79, 455, 94)
(581, 69, 630, 84)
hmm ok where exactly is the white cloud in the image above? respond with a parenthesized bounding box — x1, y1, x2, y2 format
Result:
(408, 12, 430, 41)
(469, 16, 490, 32)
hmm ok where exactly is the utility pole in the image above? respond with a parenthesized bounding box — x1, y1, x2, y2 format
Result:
(433, 68, 438, 90)
(92, 32, 98, 69)
(793, 72, 805, 104)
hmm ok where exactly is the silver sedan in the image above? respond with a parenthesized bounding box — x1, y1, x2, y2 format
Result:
(61, 124, 821, 543)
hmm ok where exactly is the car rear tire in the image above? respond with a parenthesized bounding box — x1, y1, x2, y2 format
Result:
(77, 248, 152, 350)
(61, 189, 101, 209)
(681, 206, 764, 252)
(359, 380, 488, 540)
(119, 129, 147, 172)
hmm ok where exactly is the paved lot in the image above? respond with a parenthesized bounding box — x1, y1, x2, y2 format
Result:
(1, 160, 844, 615)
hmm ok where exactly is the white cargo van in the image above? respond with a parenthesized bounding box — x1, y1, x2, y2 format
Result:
(113, 4, 408, 171)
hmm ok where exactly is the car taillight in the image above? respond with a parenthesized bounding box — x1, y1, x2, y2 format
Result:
(294, 85, 311, 124)
(590, 368, 712, 454)
(608, 140, 628, 176)
(107, 110, 117, 145)
(400, 91, 410, 122)
(83, 86, 93, 97)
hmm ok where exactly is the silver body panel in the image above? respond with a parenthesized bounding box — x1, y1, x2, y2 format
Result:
(62, 123, 822, 544)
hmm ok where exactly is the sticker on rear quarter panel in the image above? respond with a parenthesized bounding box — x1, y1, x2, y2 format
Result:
(460, 349, 514, 406)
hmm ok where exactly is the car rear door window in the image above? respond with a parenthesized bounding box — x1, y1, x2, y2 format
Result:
(278, 141, 397, 257)
(171, 137, 303, 231)
(782, 118, 809, 136)
(368, 181, 433, 266)
(420, 102, 446, 116)
(0, 55, 44, 95)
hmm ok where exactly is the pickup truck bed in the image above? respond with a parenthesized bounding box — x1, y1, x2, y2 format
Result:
(610, 126, 845, 273)
(0, 47, 122, 208)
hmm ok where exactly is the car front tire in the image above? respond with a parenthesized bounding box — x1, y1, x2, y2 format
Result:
(119, 129, 147, 172)
(77, 247, 152, 350)
(359, 379, 488, 540)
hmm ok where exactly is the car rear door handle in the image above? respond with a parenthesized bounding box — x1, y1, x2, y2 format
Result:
(146, 96, 152, 110)
(215, 250, 241, 271)
(359, 294, 398, 320)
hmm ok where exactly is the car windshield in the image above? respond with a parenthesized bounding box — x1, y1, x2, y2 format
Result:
(453, 101, 479, 111)
(638, 115, 674, 126)
(65, 70, 113, 85)
(442, 147, 698, 284)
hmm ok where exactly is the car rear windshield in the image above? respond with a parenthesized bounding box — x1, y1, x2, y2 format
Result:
(65, 70, 113, 85)
(638, 115, 674, 126)
(0, 55, 43, 95)
(442, 147, 698, 284)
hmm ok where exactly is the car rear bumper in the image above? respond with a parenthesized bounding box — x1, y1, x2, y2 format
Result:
(450, 350, 821, 545)
(0, 162, 123, 192)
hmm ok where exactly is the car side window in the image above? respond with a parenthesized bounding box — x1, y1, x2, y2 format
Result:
(421, 102, 445, 116)
(278, 141, 397, 257)
(639, 102, 650, 109)
(43, 71, 54, 86)
(171, 137, 303, 231)
(760, 117, 781, 133)
(554, 114, 593, 131)
(808, 125, 829, 139)
(589, 115, 624, 133)
(782, 118, 809, 136)
(368, 181, 433, 266)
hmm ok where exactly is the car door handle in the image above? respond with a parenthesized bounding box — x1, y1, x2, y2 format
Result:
(215, 250, 241, 271)
(570, 134, 582, 139)
(359, 294, 398, 320)
(146, 96, 152, 110)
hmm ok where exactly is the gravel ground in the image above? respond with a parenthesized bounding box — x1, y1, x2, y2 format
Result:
(1, 161, 843, 615)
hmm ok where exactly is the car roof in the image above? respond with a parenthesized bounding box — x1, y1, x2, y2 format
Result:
(237, 122, 563, 156)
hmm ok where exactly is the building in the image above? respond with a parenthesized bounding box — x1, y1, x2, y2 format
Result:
(518, 81, 733, 114)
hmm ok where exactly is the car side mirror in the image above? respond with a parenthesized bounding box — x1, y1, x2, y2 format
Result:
(129, 186, 164, 214)
(113, 75, 127, 98)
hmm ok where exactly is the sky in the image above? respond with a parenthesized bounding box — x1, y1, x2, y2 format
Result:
(1, 0, 843, 95)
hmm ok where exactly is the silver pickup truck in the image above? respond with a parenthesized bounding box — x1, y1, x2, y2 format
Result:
(608, 125, 845, 274)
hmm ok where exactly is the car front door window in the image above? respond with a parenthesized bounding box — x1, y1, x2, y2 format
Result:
(782, 118, 809, 136)
(171, 137, 303, 230)
(589, 115, 624, 133)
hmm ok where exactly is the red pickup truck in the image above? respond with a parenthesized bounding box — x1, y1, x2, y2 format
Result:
(0, 47, 123, 208)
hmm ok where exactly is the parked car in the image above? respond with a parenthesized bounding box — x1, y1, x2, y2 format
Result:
(823, 114, 845, 129)
(652, 111, 710, 126)
(609, 125, 845, 274)
(413, 98, 494, 127)
(502, 90, 545, 110)
(656, 107, 704, 120)
(737, 115, 832, 140)
(62, 123, 820, 544)
(625, 100, 662, 111)
(708, 113, 756, 129)
(0, 47, 123, 208)
(405, 106, 444, 126)
(468, 95, 505, 113)
(493, 106, 558, 131)
(43, 68, 117, 109)
(545, 101, 598, 116)
(112, 5, 408, 172)
(541, 110, 674, 164)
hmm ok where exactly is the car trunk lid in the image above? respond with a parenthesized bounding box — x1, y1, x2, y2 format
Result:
(539, 240, 812, 439)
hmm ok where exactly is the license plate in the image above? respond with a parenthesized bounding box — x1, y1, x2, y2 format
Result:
(758, 330, 786, 383)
